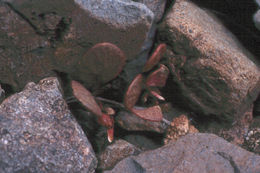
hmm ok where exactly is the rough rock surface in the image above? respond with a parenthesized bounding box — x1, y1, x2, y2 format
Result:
(0, 0, 154, 90)
(0, 77, 97, 172)
(105, 133, 260, 173)
(98, 139, 141, 171)
(158, 0, 260, 120)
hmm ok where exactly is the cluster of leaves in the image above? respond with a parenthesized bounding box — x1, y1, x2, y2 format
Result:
(71, 42, 168, 142)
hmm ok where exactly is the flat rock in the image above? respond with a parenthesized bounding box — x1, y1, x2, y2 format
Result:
(158, 0, 260, 120)
(106, 133, 260, 173)
(0, 77, 97, 172)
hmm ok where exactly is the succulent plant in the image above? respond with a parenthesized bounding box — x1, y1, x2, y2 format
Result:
(123, 43, 168, 122)
(72, 80, 114, 142)
(71, 42, 169, 142)
(77, 42, 126, 86)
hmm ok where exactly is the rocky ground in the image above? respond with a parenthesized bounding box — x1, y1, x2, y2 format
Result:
(0, 0, 259, 172)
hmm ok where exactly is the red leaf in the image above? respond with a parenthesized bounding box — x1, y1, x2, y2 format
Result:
(146, 64, 169, 88)
(98, 113, 114, 128)
(148, 88, 165, 101)
(107, 128, 114, 143)
(132, 105, 163, 122)
(124, 74, 144, 110)
(142, 43, 167, 72)
(79, 42, 126, 84)
(71, 80, 102, 117)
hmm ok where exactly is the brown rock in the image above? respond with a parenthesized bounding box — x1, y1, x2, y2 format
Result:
(164, 114, 198, 144)
(158, 0, 260, 120)
(98, 139, 141, 171)
(116, 111, 168, 133)
(0, 2, 55, 90)
(219, 105, 253, 145)
(105, 133, 260, 173)
(0, 77, 97, 172)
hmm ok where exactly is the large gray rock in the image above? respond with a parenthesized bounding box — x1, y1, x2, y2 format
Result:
(158, 0, 260, 120)
(0, 77, 97, 172)
(106, 133, 260, 173)
(72, 0, 153, 60)
(0, 0, 154, 90)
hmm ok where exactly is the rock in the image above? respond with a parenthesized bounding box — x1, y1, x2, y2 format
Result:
(116, 111, 168, 133)
(158, 0, 260, 120)
(134, 0, 167, 22)
(123, 134, 161, 151)
(255, 0, 260, 7)
(253, 9, 260, 31)
(105, 133, 260, 173)
(0, 2, 55, 90)
(219, 105, 253, 145)
(0, 84, 4, 102)
(164, 114, 198, 145)
(0, 77, 97, 172)
(62, 0, 154, 60)
(242, 116, 260, 154)
(98, 139, 141, 171)
(243, 128, 260, 154)
(0, 0, 154, 90)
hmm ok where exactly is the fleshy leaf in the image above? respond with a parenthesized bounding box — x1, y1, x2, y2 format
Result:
(148, 88, 165, 101)
(124, 74, 144, 110)
(107, 128, 114, 143)
(97, 113, 114, 128)
(71, 80, 102, 117)
(146, 64, 169, 88)
(142, 43, 167, 72)
(78, 42, 126, 84)
(132, 105, 163, 122)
